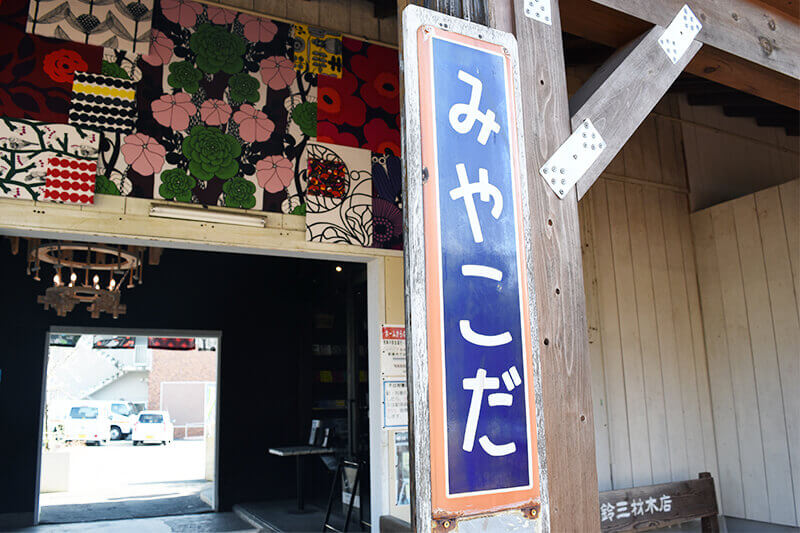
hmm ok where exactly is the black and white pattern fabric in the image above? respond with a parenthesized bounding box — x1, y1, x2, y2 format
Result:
(26, 0, 153, 54)
(69, 72, 137, 133)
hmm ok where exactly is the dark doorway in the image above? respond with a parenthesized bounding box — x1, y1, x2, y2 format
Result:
(0, 237, 370, 528)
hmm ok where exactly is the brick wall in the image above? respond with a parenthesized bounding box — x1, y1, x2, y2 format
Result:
(148, 348, 217, 438)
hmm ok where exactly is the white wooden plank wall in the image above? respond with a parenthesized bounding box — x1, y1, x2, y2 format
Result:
(217, 0, 398, 44)
(580, 180, 720, 498)
(691, 180, 800, 526)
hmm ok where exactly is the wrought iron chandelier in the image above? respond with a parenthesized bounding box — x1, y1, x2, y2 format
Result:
(26, 241, 145, 319)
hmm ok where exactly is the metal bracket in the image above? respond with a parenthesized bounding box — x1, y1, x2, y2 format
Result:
(539, 118, 605, 199)
(658, 4, 702, 64)
(524, 0, 552, 25)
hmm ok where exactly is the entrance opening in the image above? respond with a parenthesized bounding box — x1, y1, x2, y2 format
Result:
(39, 331, 220, 524)
(1, 235, 374, 530)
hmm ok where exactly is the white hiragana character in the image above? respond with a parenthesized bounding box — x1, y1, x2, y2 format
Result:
(631, 498, 644, 516)
(615, 501, 631, 519)
(458, 264, 512, 347)
(660, 494, 672, 512)
(462, 366, 521, 457)
(448, 70, 501, 145)
(644, 496, 660, 513)
(449, 164, 503, 243)
(600, 502, 615, 522)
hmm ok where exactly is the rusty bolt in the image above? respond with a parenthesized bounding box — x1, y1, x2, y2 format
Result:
(759, 36, 774, 55)
(433, 518, 455, 531)
(522, 505, 540, 519)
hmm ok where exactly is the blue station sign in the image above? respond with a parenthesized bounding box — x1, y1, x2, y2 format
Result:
(415, 23, 542, 517)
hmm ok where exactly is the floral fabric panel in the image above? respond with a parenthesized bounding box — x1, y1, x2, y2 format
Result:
(291, 24, 342, 78)
(69, 72, 137, 133)
(42, 155, 97, 204)
(102, 47, 142, 81)
(305, 141, 372, 246)
(0, 0, 103, 123)
(371, 151, 402, 250)
(26, 0, 154, 53)
(128, 0, 318, 212)
(0, 118, 100, 201)
(272, 82, 316, 215)
(317, 37, 399, 157)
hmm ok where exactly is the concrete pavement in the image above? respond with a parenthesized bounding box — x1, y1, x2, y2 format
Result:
(11, 512, 256, 532)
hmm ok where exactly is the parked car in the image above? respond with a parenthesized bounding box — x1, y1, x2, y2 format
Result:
(64, 405, 111, 445)
(132, 411, 174, 446)
(52, 400, 138, 440)
(108, 401, 138, 440)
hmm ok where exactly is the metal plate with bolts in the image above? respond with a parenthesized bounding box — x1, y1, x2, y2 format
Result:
(539, 118, 605, 199)
(658, 4, 702, 64)
(524, 0, 552, 25)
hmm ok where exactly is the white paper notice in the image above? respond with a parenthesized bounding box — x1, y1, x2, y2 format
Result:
(383, 380, 408, 428)
(380, 325, 406, 378)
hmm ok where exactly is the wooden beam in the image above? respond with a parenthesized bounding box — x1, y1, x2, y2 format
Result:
(560, 0, 800, 110)
(759, 0, 799, 19)
(569, 26, 702, 199)
(492, 1, 601, 530)
(591, 0, 799, 80)
(148, 247, 163, 265)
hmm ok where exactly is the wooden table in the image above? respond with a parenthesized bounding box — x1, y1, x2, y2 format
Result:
(268, 446, 336, 512)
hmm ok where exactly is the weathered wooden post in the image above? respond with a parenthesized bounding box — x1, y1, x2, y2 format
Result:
(399, 1, 601, 531)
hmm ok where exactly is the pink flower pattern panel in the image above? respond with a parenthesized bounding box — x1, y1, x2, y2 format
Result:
(199, 99, 232, 126)
(256, 155, 293, 193)
(233, 104, 275, 143)
(260, 56, 295, 91)
(151, 93, 197, 131)
(142, 30, 174, 67)
(121, 133, 166, 176)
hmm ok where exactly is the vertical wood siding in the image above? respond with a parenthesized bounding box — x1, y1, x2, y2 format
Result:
(692, 180, 800, 526)
(580, 180, 719, 499)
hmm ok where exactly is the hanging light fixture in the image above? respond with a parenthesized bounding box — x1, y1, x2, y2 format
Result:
(23, 240, 153, 319)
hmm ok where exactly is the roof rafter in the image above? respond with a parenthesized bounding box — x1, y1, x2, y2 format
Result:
(560, 0, 800, 109)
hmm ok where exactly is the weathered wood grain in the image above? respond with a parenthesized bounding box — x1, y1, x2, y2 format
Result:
(590, 0, 800, 79)
(579, 189, 613, 493)
(569, 26, 700, 199)
(559, 0, 800, 110)
(598, 473, 719, 532)
(490, 0, 600, 530)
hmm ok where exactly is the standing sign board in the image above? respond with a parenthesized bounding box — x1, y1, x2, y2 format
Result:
(402, 6, 547, 529)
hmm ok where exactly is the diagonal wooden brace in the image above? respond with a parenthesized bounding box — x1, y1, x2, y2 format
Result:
(569, 25, 702, 199)
(591, 0, 800, 80)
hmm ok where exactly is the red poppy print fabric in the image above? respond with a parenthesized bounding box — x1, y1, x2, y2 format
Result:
(317, 37, 400, 157)
(0, 0, 102, 122)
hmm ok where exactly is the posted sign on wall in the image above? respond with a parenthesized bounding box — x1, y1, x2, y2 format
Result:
(403, 7, 544, 523)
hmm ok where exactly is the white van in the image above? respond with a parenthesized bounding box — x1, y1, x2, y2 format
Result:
(57, 400, 138, 441)
(64, 405, 111, 445)
(107, 401, 138, 440)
